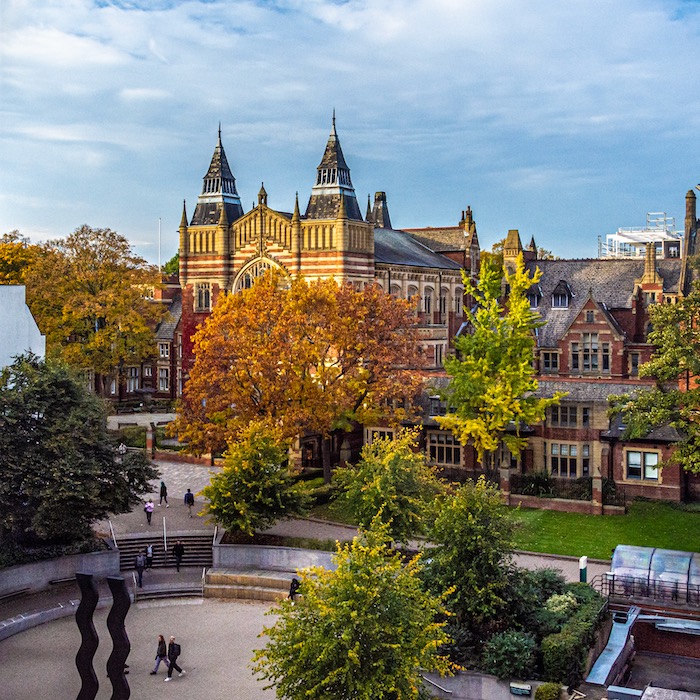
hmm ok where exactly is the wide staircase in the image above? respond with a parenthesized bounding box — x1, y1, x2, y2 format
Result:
(116, 532, 214, 571)
(204, 569, 292, 603)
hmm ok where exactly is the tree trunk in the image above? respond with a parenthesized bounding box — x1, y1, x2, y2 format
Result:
(321, 436, 332, 484)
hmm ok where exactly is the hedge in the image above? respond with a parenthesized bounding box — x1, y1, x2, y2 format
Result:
(535, 682, 561, 700)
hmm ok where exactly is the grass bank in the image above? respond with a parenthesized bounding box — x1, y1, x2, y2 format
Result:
(511, 500, 700, 559)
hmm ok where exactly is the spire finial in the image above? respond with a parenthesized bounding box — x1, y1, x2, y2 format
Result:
(332, 109, 337, 135)
(180, 199, 188, 227)
(218, 122, 222, 143)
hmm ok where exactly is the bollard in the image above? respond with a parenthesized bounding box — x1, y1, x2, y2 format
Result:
(579, 555, 588, 583)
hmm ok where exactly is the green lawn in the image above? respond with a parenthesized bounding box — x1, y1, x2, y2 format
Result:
(511, 500, 700, 560)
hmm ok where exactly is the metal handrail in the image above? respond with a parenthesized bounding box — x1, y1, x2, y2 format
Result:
(420, 674, 453, 694)
(201, 567, 206, 595)
(212, 525, 218, 546)
(108, 519, 118, 548)
(163, 517, 167, 555)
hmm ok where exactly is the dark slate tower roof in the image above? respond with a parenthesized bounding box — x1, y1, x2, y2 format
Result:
(305, 114, 363, 221)
(370, 191, 392, 229)
(190, 127, 245, 226)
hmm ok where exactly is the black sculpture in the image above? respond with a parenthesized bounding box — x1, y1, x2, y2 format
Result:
(75, 573, 99, 700)
(106, 576, 131, 700)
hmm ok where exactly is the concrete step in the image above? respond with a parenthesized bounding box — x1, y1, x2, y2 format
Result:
(206, 570, 290, 590)
(203, 584, 286, 602)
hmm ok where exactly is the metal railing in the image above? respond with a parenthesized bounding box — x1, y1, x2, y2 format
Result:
(591, 573, 700, 607)
(108, 519, 118, 548)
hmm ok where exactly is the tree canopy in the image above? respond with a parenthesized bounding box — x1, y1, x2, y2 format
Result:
(0, 355, 158, 545)
(332, 428, 445, 544)
(424, 476, 516, 657)
(173, 272, 423, 478)
(438, 255, 564, 463)
(200, 422, 309, 535)
(0, 231, 39, 284)
(24, 225, 164, 394)
(253, 522, 455, 700)
(610, 283, 700, 473)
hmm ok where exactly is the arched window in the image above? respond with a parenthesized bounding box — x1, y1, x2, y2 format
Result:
(232, 258, 284, 293)
(196, 283, 211, 311)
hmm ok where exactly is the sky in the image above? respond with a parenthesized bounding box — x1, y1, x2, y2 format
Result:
(3, 0, 700, 264)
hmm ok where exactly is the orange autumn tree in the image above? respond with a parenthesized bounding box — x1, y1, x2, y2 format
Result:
(173, 271, 423, 481)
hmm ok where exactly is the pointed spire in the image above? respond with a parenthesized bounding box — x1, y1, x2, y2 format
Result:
(180, 200, 188, 227)
(258, 182, 268, 207)
(191, 128, 244, 226)
(365, 194, 374, 223)
(292, 192, 300, 222)
(305, 113, 362, 220)
(337, 192, 348, 220)
(528, 235, 537, 252)
(218, 201, 228, 227)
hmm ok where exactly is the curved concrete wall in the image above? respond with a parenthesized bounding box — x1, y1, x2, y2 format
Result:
(0, 550, 120, 597)
(213, 544, 336, 572)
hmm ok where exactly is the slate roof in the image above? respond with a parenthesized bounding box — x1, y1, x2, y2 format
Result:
(374, 228, 463, 270)
(403, 227, 468, 252)
(527, 258, 682, 347)
(155, 295, 182, 341)
(533, 379, 653, 402)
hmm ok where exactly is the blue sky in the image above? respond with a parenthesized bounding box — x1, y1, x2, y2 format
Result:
(2, 0, 700, 263)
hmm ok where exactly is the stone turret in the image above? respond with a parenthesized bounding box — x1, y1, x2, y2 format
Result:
(305, 113, 363, 221)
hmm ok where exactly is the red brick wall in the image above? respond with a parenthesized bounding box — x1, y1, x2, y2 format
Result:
(633, 621, 700, 659)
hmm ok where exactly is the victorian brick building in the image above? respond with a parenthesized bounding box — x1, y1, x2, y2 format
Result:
(498, 190, 700, 504)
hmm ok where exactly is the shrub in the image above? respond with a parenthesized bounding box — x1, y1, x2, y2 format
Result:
(535, 682, 561, 700)
(545, 592, 579, 616)
(541, 583, 606, 687)
(482, 630, 537, 680)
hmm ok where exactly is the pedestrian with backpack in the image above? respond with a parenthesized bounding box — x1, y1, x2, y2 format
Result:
(165, 636, 185, 681)
(134, 550, 147, 588)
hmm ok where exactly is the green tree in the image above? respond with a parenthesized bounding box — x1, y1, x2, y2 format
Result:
(200, 422, 310, 535)
(163, 252, 179, 276)
(253, 523, 455, 700)
(0, 355, 158, 545)
(425, 476, 516, 658)
(332, 429, 445, 544)
(482, 630, 537, 680)
(438, 255, 564, 465)
(610, 284, 700, 473)
(24, 225, 164, 396)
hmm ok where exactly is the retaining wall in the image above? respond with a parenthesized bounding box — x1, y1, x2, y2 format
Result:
(0, 549, 120, 597)
(509, 493, 625, 515)
(212, 544, 335, 572)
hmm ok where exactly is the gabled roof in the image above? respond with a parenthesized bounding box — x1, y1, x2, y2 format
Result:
(527, 258, 682, 347)
(374, 228, 463, 270)
(403, 227, 469, 252)
(155, 295, 182, 341)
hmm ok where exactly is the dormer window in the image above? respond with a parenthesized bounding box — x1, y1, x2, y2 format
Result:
(552, 293, 568, 308)
(551, 280, 573, 309)
(527, 284, 542, 309)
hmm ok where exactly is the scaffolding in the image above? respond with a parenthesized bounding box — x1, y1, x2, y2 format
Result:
(598, 212, 683, 259)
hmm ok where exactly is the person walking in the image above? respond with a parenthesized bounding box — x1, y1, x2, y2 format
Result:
(150, 634, 170, 675)
(172, 540, 185, 572)
(134, 550, 147, 588)
(146, 543, 154, 569)
(164, 636, 185, 681)
(144, 498, 154, 525)
(159, 481, 169, 507)
(184, 488, 195, 518)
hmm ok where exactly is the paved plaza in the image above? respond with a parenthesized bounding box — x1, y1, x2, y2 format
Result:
(1, 598, 277, 700)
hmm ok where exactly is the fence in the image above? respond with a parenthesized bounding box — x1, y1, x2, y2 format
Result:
(590, 573, 700, 607)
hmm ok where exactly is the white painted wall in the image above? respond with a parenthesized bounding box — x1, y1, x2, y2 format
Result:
(0, 285, 46, 368)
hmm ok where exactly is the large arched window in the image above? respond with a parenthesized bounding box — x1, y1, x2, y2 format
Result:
(232, 257, 284, 293)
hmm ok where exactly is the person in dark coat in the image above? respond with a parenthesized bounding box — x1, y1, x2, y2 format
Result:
(159, 481, 169, 507)
(164, 636, 185, 681)
(288, 577, 301, 601)
(134, 550, 146, 588)
(184, 488, 195, 517)
(172, 540, 185, 572)
(150, 634, 170, 675)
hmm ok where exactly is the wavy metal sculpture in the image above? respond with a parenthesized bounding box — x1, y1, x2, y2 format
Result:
(75, 573, 99, 700)
(106, 576, 131, 700)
